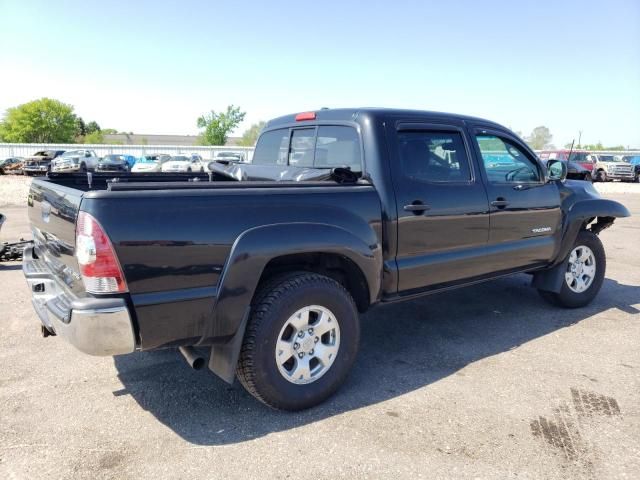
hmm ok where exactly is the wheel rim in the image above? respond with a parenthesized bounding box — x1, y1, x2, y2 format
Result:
(565, 245, 596, 293)
(275, 305, 340, 385)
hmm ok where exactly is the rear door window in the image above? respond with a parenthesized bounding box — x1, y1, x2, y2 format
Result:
(398, 131, 471, 182)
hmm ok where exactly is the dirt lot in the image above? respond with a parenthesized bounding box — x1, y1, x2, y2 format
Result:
(1, 177, 639, 479)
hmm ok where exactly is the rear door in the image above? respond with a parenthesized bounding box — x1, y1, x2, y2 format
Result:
(471, 127, 562, 270)
(388, 122, 491, 292)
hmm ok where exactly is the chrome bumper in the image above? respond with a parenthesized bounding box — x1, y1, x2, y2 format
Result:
(22, 246, 136, 356)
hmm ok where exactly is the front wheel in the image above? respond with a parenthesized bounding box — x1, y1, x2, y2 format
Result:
(539, 230, 605, 308)
(595, 170, 607, 182)
(237, 272, 360, 410)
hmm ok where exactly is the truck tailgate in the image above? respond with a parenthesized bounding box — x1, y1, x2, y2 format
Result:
(27, 178, 85, 297)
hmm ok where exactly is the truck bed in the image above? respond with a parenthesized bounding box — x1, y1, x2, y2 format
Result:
(27, 174, 382, 350)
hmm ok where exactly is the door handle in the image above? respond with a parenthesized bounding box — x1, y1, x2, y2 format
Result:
(491, 198, 509, 208)
(404, 202, 430, 213)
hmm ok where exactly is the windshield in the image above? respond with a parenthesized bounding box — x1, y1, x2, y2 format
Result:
(61, 151, 81, 158)
(599, 155, 615, 162)
(567, 152, 590, 163)
(217, 152, 237, 158)
(171, 156, 189, 162)
(103, 155, 124, 162)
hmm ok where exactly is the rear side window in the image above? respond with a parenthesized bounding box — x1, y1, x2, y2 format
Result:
(397, 131, 471, 182)
(253, 129, 289, 165)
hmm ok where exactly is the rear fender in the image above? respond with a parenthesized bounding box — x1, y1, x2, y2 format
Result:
(204, 222, 382, 382)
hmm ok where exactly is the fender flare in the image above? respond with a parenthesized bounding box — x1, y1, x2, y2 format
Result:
(204, 222, 382, 382)
(533, 198, 629, 293)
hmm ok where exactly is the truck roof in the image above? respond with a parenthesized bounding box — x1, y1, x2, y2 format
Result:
(265, 107, 507, 130)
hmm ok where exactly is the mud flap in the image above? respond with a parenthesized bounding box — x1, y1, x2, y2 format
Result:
(207, 307, 250, 384)
(532, 258, 570, 293)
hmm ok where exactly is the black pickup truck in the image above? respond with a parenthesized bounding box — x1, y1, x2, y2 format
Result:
(23, 108, 630, 410)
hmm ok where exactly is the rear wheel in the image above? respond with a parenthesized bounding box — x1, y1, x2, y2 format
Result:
(79, 163, 87, 173)
(583, 173, 592, 182)
(595, 170, 607, 182)
(237, 272, 360, 410)
(538, 230, 605, 308)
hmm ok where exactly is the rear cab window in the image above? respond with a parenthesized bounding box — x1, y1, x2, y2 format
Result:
(253, 125, 362, 174)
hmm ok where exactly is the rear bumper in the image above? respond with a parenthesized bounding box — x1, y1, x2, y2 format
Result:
(22, 246, 136, 356)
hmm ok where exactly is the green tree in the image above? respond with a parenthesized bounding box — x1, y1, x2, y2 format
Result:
(0, 98, 77, 143)
(75, 117, 87, 137)
(525, 126, 553, 150)
(237, 121, 266, 146)
(197, 105, 246, 145)
(84, 130, 104, 144)
(102, 128, 118, 134)
(85, 121, 101, 134)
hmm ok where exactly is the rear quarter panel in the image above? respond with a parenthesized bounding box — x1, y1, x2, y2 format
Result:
(81, 185, 382, 349)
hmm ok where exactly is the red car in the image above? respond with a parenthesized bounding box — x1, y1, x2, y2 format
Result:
(538, 150, 595, 173)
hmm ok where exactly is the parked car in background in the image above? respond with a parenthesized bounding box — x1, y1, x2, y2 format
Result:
(591, 154, 635, 182)
(212, 151, 247, 165)
(540, 158, 591, 181)
(131, 154, 171, 173)
(51, 150, 99, 173)
(23, 150, 65, 175)
(0, 157, 24, 175)
(538, 150, 595, 174)
(161, 154, 206, 172)
(96, 154, 136, 172)
(620, 155, 640, 182)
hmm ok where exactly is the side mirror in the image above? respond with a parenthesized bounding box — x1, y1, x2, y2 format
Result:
(547, 159, 567, 181)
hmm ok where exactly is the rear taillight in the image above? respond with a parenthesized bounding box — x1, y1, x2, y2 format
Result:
(75, 211, 128, 294)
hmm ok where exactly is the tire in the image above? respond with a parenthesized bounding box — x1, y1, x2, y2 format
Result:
(583, 173, 592, 182)
(595, 170, 607, 182)
(187, 167, 192, 172)
(80, 163, 87, 173)
(539, 230, 605, 308)
(237, 272, 360, 411)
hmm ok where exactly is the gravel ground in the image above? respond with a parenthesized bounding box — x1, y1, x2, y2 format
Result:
(0, 181, 638, 479)
(0, 175, 32, 207)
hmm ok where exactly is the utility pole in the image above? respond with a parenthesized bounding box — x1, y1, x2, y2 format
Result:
(578, 130, 583, 148)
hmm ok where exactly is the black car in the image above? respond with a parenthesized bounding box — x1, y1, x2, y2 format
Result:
(96, 154, 132, 172)
(24, 108, 630, 410)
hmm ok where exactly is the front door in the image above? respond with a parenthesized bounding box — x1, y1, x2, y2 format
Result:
(389, 123, 491, 292)
(471, 128, 562, 270)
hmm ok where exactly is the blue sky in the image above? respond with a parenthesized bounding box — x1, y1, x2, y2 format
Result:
(1, 0, 639, 147)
